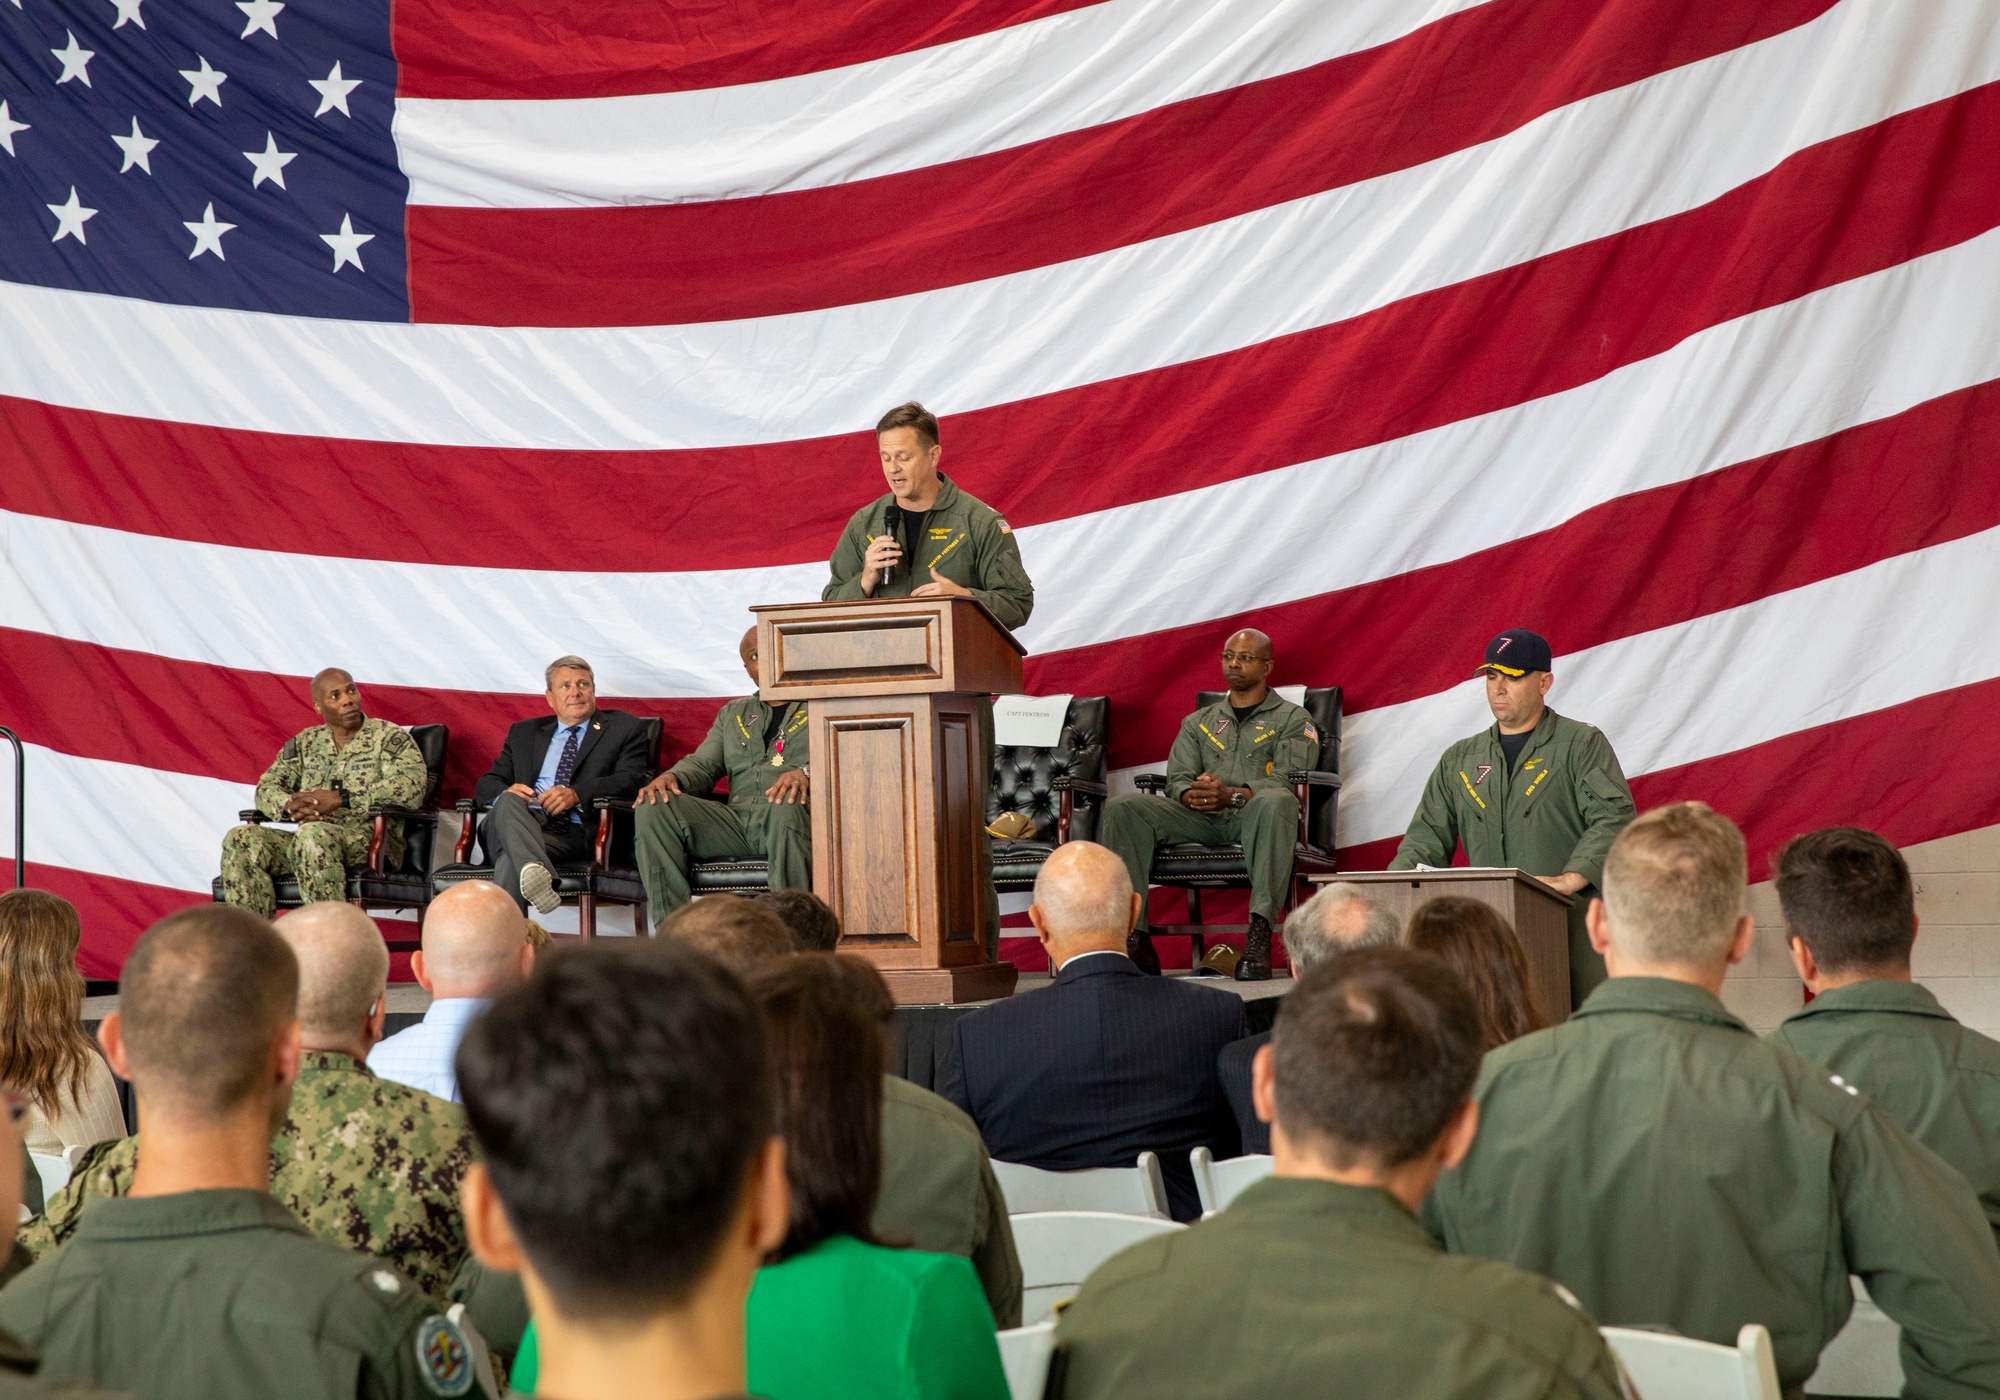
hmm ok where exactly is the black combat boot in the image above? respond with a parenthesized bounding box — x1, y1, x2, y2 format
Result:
(1234, 914, 1274, 981)
(1127, 928, 1162, 976)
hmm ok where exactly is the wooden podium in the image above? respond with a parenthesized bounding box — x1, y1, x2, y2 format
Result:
(1309, 870, 1575, 1024)
(754, 597, 1024, 1005)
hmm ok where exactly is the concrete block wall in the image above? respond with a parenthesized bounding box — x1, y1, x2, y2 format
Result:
(1719, 824, 2000, 1037)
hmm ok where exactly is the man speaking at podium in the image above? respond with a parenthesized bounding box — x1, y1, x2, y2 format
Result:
(1388, 630, 1635, 1005)
(825, 402, 1035, 955)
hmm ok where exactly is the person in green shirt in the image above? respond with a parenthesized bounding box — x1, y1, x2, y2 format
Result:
(824, 402, 1036, 958)
(1056, 945, 1626, 1400)
(515, 955, 1007, 1400)
(1389, 629, 1635, 1006)
(457, 939, 789, 1400)
(0, 905, 466, 1400)
(1426, 803, 2000, 1398)
(1098, 629, 1321, 980)
(1767, 826, 2000, 1252)
(633, 627, 812, 930)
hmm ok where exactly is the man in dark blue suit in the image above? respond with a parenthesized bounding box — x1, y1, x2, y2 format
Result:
(943, 841, 1245, 1220)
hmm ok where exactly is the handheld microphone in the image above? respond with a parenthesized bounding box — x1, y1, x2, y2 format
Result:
(883, 503, 903, 584)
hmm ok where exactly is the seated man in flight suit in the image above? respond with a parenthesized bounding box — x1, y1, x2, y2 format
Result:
(1098, 629, 1320, 981)
(631, 627, 810, 932)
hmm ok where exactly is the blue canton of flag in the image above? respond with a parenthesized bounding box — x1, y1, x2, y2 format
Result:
(0, 0, 405, 320)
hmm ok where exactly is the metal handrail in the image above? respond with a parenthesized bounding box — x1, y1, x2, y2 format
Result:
(0, 727, 19, 889)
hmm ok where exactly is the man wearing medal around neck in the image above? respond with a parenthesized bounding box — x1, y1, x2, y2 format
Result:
(824, 401, 1037, 957)
(631, 627, 813, 931)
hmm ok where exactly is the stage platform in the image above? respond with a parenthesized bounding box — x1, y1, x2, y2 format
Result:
(86, 970, 1294, 1098)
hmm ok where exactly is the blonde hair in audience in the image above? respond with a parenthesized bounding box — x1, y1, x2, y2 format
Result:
(1601, 802, 1746, 965)
(0, 889, 97, 1116)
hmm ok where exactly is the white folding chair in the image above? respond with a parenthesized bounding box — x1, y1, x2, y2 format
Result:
(996, 1320, 1057, 1400)
(992, 1152, 1169, 1219)
(1189, 1147, 1272, 1215)
(27, 1144, 82, 1203)
(1010, 1210, 1183, 1323)
(1805, 1277, 1902, 1397)
(1602, 1323, 1781, 1400)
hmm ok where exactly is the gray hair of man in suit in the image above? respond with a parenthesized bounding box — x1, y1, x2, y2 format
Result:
(1029, 842, 1143, 968)
(1284, 882, 1400, 975)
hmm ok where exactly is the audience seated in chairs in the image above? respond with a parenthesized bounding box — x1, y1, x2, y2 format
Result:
(0, 891, 124, 1155)
(369, 881, 533, 1104)
(1055, 946, 1627, 1400)
(469, 655, 653, 916)
(457, 938, 789, 1400)
(757, 888, 843, 952)
(943, 842, 1245, 1221)
(659, 895, 798, 974)
(1405, 896, 1549, 1052)
(508, 954, 1009, 1400)
(1219, 882, 1398, 1154)
(0, 906, 463, 1399)
(29, 903, 477, 1304)
(1426, 803, 2000, 1395)
(1768, 826, 2000, 1251)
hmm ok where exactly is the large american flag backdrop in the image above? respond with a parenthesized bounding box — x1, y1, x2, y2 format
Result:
(1, 0, 1996, 976)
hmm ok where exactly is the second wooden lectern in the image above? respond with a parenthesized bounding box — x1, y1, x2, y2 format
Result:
(754, 597, 1024, 1005)
(1309, 870, 1575, 1023)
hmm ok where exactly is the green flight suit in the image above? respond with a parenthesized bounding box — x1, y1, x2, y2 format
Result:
(632, 697, 812, 927)
(877, 1074, 1022, 1328)
(1055, 1176, 1625, 1400)
(1388, 708, 1634, 1004)
(1770, 979, 2000, 1253)
(0, 1324, 120, 1397)
(0, 1191, 472, 1400)
(825, 474, 1036, 957)
(1425, 978, 2000, 1399)
(1099, 693, 1322, 928)
(23, 1054, 475, 1304)
(219, 718, 428, 916)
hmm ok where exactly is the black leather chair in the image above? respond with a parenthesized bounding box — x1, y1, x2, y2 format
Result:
(989, 696, 1110, 892)
(433, 718, 661, 940)
(210, 724, 450, 952)
(1133, 688, 1342, 966)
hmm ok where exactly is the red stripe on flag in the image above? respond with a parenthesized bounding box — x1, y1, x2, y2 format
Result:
(393, 0, 1106, 100)
(1033, 376, 2000, 767)
(15, 82, 2000, 574)
(408, 0, 1833, 325)
(0, 629, 728, 800)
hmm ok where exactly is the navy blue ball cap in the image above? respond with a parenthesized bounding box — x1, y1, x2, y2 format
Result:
(1481, 629, 1552, 677)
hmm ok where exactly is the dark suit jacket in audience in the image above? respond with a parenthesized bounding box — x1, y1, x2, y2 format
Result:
(943, 952, 1246, 1220)
(1217, 1030, 1270, 1156)
(473, 709, 652, 814)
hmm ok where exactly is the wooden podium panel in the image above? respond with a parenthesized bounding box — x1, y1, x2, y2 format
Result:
(755, 599, 1024, 1005)
(1310, 870, 1575, 1024)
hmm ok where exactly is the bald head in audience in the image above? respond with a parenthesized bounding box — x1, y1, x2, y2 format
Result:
(1029, 841, 1142, 968)
(99, 905, 301, 1188)
(1284, 882, 1399, 974)
(416, 879, 533, 1000)
(662, 896, 798, 975)
(275, 902, 389, 1061)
